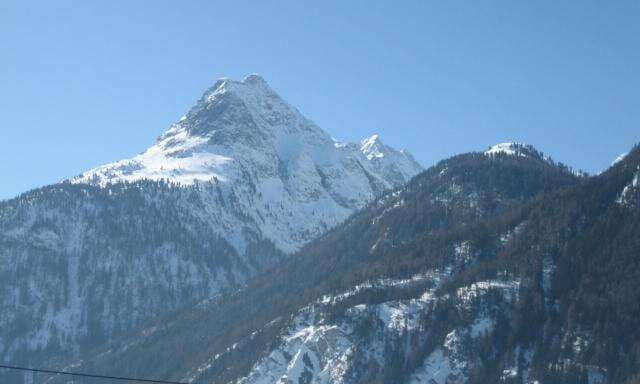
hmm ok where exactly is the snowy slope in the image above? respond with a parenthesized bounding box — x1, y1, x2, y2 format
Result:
(232, 268, 522, 384)
(236, 270, 453, 384)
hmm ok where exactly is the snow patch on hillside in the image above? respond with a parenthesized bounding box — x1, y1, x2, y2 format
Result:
(408, 347, 464, 384)
(612, 152, 628, 166)
(237, 269, 450, 384)
(319, 269, 449, 306)
(457, 279, 520, 304)
(485, 142, 526, 157)
(238, 311, 354, 384)
(616, 167, 639, 206)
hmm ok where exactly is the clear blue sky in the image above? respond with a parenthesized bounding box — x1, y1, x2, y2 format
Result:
(2, 1, 639, 200)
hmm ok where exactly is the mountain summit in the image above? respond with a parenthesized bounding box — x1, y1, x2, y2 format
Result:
(73, 75, 423, 253)
(0, 75, 422, 375)
(74, 75, 422, 198)
(360, 134, 422, 187)
(484, 142, 544, 159)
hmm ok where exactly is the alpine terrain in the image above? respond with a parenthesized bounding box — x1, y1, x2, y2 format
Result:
(44, 142, 640, 383)
(3, 75, 639, 384)
(0, 75, 423, 381)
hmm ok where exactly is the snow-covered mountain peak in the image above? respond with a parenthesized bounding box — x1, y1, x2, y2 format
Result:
(484, 142, 541, 159)
(72, 75, 423, 252)
(200, 73, 274, 103)
(358, 133, 422, 186)
(242, 73, 269, 86)
(184, 74, 295, 136)
(75, 75, 421, 189)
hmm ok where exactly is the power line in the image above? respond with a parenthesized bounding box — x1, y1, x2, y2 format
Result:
(0, 364, 187, 383)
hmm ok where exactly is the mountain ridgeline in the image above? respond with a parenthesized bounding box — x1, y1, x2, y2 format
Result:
(1, 74, 639, 384)
(40, 143, 640, 384)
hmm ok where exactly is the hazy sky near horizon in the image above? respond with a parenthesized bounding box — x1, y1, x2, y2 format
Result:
(1, 1, 639, 199)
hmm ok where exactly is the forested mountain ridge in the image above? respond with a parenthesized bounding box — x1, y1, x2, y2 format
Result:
(44, 144, 640, 384)
(0, 75, 422, 382)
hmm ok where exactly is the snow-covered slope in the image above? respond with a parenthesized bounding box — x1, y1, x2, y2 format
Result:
(235, 269, 522, 384)
(235, 269, 454, 384)
(0, 75, 422, 379)
(616, 165, 639, 206)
